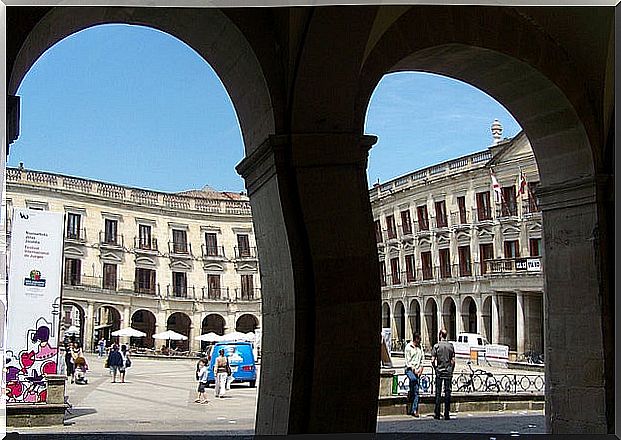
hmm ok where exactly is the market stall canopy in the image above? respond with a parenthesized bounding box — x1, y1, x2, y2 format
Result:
(111, 327, 147, 338)
(194, 332, 222, 342)
(152, 330, 188, 340)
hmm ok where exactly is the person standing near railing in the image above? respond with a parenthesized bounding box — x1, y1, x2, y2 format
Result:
(404, 332, 424, 418)
(431, 329, 455, 420)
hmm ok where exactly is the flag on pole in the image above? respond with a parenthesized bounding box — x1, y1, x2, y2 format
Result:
(490, 169, 502, 204)
(517, 168, 528, 197)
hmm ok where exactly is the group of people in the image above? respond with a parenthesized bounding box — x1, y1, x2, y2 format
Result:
(194, 348, 232, 404)
(106, 344, 132, 383)
(404, 329, 455, 420)
(63, 339, 132, 385)
(64, 341, 88, 385)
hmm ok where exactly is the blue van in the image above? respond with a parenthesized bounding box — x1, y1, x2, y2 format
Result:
(207, 341, 257, 387)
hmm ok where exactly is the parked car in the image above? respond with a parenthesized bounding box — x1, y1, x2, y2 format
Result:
(207, 341, 257, 387)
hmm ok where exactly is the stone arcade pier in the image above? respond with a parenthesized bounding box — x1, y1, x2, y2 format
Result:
(5, 4, 615, 436)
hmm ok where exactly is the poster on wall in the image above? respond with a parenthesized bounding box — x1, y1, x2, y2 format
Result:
(5, 208, 64, 404)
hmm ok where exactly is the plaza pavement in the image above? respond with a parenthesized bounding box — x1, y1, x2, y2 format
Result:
(9, 356, 545, 436)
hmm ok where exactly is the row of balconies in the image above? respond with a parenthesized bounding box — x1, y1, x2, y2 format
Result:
(380, 257, 542, 287)
(63, 229, 258, 260)
(64, 274, 261, 301)
(377, 204, 541, 243)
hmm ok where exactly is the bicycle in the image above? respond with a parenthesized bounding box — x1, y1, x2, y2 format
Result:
(455, 361, 506, 393)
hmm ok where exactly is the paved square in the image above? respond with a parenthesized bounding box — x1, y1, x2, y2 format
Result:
(10, 356, 544, 435)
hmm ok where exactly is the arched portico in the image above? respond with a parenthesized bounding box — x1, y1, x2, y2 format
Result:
(424, 298, 439, 349)
(94, 305, 121, 347)
(236, 314, 259, 333)
(166, 312, 191, 352)
(131, 309, 156, 349)
(393, 301, 405, 350)
(461, 296, 478, 334)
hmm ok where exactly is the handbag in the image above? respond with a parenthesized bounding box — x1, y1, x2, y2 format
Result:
(104, 359, 109, 368)
(225, 359, 232, 376)
(125, 358, 132, 368)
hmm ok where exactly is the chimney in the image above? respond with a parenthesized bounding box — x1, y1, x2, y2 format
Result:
(491, 119, 503, 145)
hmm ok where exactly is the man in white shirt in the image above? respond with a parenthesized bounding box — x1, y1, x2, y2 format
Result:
(404, 332, 424, 417)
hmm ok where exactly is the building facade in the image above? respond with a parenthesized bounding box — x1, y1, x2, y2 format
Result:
(371, 126, 543, 356)
(6, 167, 262, 353)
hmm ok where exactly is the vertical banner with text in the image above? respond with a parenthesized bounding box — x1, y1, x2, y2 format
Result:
(6, 208, 64, 404)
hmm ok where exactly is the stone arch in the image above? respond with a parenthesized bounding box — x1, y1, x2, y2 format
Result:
(130, 309, 156, 349)
(482, 296, 493, 344)
(94, 304, 122, 346)
(393, 301, 405, 350)
(442, 297, 457, 341)
(200, 313, 226, 352)
(461, 296, 478, 334)
(381, 302, 391, 329)
(202, 313, 225, 336)
(61, 301, 86, 345)
(424, 297, 438, 348)
(166, 312, 191, 352)
(408, 298, 421, 339)
(357, 11, 612, 433)
(8, 7, 276, 155)
(236, 314, 259, 333)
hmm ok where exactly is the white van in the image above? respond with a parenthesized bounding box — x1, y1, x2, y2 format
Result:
(452, 333, 489, 359)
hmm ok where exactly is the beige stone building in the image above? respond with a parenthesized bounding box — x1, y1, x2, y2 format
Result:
(371, 124, 543, 356)
(5, 166, 262, 353)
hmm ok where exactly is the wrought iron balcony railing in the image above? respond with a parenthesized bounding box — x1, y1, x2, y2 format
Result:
(99, 231, 124, 247)
(201, 245, 226, 258)
(134, 237, 159, 252)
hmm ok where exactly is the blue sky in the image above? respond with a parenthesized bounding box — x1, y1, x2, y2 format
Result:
(8, 24, 521, 193)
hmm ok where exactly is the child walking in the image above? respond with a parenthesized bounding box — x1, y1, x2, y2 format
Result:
(195, 358, 209, 404)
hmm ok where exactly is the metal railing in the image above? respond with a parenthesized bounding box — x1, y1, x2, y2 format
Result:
(65, 228, 87, 241)
(201, 286, 230, 300)
(165, 284, 196, 299)
(99, 231, 124, 247)
(400, 367, 545, 396)
(233, 287, 261, 300)
(168, 241, 192, 255)
(234, 246, 257, 259)
(63, 275, 135, 292)
(201, 245, 226, 258)
(134, 237, 159, 252)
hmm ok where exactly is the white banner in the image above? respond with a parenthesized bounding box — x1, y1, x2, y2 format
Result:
(6, 209, 64, 404)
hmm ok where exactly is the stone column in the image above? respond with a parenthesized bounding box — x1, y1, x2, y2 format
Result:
(538, 176, 613, 433)
(491, 294, 499, 344)
(237, 133, 380, 434)
(85, 302, 94, 352)
(516, 291, 525, 355)
(121, 306, 131, 347)
(404, 307, 412, 342)
(190, 313, 202, 352)
(421, 303, 430, 350)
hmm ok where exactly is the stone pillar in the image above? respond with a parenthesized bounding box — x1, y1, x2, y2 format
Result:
(491, 294, 499, 344)
(121, 306, 131, 347)
(404, 307, 412, 342)
(421, 305, 430, 350)
(538, 176, 613, 433)
(85, 302, 94, 352)
(516, 291, 525, 355)
(190, 313, 202, 352)
(237, 133, 380, 434)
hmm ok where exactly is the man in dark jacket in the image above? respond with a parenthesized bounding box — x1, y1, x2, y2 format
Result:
(107, 344, 124, 383)
(431, 329, 455, 420)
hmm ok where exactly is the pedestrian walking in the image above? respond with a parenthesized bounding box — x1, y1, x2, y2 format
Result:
(98, 338, 106, 358)
(404, 332, 424, 417)
(119, 344, 131, 383)
(69, 342, 84, 384)
(213, 348, 230, 398)
(107, 344, 125, 383)
(64, 342, 74, 383)
(195, 358, 209, 404)
(431, 329, 455, 420)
